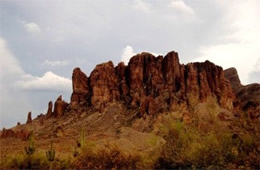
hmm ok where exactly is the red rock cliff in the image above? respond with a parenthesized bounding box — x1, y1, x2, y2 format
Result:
(70, 51, 234, 114)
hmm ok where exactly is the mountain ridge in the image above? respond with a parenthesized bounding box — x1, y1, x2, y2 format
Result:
(47, 51, 234, 119)
(2, 50, 259, 136)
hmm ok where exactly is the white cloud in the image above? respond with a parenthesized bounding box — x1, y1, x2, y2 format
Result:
(24, 22, 41, 33)
(169, 0, 195, 15)
(121, 45, 162, 64)
(17, 72, 71, 92)
(43, 59, 69, 66)
(133, 0, 151, 13)
(121, 46, 136, 64)
(196, 0, 260, 84)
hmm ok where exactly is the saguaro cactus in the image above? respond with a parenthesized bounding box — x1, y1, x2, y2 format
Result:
(24, 134, 35, 156)
(46, 139, 55, 162)
(79, 127, 86, 148)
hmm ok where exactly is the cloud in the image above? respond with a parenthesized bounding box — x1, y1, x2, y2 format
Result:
(121, 45, 162, 64)
(133, 0, 151, 13)
(24, 22, 41, 33)
(169, 0, 195, 15)
(17, 72, 71, 92)
(43, 60, 69, 66)
(196, 0, 260, 84)
(121, 46, 136, 64)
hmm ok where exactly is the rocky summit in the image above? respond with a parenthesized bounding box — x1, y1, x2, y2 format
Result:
(0, 51, 259, 169)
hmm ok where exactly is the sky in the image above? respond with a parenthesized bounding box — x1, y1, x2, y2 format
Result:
(0, 0, 259, 128)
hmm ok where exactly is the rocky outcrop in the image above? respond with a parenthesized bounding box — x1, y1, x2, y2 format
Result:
(224, 67, 242, 90)
(0, 128, 16, 138)
(224, 68, 260, 119)
(0, 128, 30, 140)
(26, 112, 32, 124)
(89, 61, 120, 111)
(69, 51, 234, 115)
(71, 68, 89, 106)
(54, 95, 68, 118)
(46, 101, 53, 118)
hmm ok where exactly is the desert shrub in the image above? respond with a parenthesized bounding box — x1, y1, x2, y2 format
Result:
(153, 108, 260, 169)
(3, 153, 49, 169)
(154, 117, 245, 169)
(72, 145, 141, 169)
(51, 156, 72, 169)
(2, 152, 72, 169)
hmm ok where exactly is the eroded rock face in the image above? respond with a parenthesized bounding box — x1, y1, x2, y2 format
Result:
(54, 95, 68, 118)
(69, 51, 234, 115)
(26, 112, 32, 124)
(224, 68, 260, 120)
(89, 61, 120, 111)
(71, 68, 89, 106)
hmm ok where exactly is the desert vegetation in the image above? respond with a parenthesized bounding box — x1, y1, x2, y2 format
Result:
(1, 99, 259, 169)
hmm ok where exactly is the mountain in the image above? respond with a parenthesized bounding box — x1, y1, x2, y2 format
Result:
(0, 51, 259, 169)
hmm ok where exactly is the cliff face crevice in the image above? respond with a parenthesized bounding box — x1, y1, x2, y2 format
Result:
(69, 51, 234, 114)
